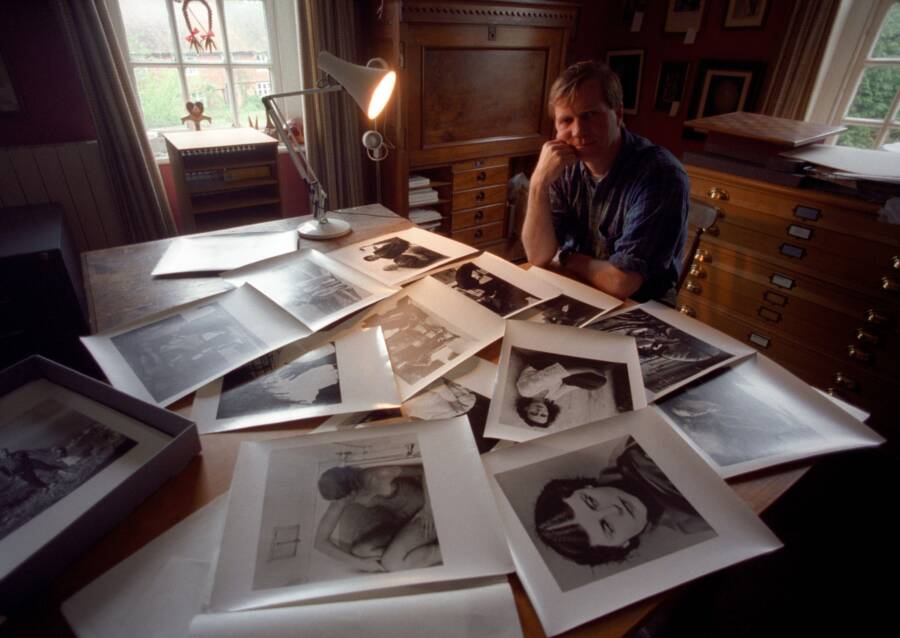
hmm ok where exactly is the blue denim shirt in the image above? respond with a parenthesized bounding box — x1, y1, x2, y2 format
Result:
(549, 128, 689, 302)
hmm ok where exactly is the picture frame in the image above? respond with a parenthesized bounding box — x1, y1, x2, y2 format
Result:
(664, 0, 706, 34)
(653, 61, 691, 115)
(683, 59, 766, 138)
(0, 51, 22, 114)
(606, 49, 644, 115)
(0, 355, 200, 611)
(723, 0, 769, 29)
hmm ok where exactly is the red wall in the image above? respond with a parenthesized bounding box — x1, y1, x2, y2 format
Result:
(0, 1, 96, 145)
(570, 0, 795, 159)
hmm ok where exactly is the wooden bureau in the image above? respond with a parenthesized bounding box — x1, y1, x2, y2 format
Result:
(679, 165, 900, 432)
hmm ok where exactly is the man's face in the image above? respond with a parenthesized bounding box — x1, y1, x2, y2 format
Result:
(553, 79, 623, 167)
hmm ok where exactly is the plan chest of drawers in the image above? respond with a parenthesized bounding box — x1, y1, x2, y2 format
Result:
(678, 165, 900, 431)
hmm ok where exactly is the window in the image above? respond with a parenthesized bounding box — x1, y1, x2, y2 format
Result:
(107, 0, 301, 157)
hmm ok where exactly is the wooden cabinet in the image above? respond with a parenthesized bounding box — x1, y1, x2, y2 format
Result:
(164, 128, 280, 233)
(366, 0, 577, 257)
(678, 165, 900, 431)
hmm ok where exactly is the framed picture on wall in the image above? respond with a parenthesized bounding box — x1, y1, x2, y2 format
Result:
(0, 52, 22, 114)
(724, 0, 769, 29)
(653, 61, 691, 114)
(684, 59, 766, 137)
(664, 0, 706, 34)
(606, 49, 644, 115)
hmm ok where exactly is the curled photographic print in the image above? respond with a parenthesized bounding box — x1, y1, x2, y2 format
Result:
(1, 400, 136, 541)
(495, 435, 715, 592)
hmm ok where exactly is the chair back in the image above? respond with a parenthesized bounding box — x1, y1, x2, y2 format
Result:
(676, 198, 720, 292)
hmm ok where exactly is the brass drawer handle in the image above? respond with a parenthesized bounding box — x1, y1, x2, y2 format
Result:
(834, 372, 858, 391)
(678, 304, 696, 317)
(706, 225, 720, 237)
(855, 328, 879, 345)
(865, 308, 888, 325)
(475, 191, 485, 201)
(474, 228, 483, 240)
(476, 171, 487, 181)
(474, 210, 484, 221)
(685, 280, 702, 294)
(694, 248, 712, 263)
(707, 186, 729, 201)
(892, 255, 900, 270)
(882, 276, 899, 292)
(689, 265, 706, 278)
(846, 345, 871, 362)
(474, 159, 484, 168)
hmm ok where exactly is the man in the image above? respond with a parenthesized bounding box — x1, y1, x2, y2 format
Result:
(522, 60, 689, 303)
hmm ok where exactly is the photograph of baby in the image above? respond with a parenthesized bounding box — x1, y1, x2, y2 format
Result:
(588, 307, 732, 394)
(362, 296, 476, 386)
(252, 434, 440, 591)
(432, 262, 540, 317)
(514, 294, 606, 327)
(494, 435, 716, 592)
(215, 344, 341, 420)
(499, 347, 633, 432)
(1, 400, 136, 542)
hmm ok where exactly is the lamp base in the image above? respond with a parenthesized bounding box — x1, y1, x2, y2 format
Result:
(297, 218, 352, 240)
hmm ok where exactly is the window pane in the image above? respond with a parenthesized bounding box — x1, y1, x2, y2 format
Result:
(119, 0, 176, 63)
(178, 0, 226, 64)
(185, 67, 233, 126)
(836, 125, 878, 149)
(225, 0, 271, 64)
(133, 67, 185, 129)
(872, 2, 900, 58)
(233, 68, 271, 127)
(846, 65, 900, 119)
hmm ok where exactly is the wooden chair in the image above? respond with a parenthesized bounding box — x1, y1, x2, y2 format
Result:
(676, 197, 720, 292)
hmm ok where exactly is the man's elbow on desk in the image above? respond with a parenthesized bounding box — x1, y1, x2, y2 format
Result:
(564, 252, 643, 300)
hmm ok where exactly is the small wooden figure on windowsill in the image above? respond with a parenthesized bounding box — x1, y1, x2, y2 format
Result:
(182, 101, 211, 131)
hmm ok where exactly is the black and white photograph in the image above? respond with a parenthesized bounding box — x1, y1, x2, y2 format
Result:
(1, 400, 136, 542)
(656, 356, 883, 478)
(82, 285, 312, 406)
(191, 328, 401, 434)
(223, 249, 397, 332)
(509, 266, 620, 326)
(587, 301, 754, 401)
(723, 0, 768, 28)
(210, 419, 513, 612)
(482, 408, 782, 636)
(327, 227, 478, 286)
(606, 50, 643, 115)
(664, 0, 705, 33)
(150, 230, 298, 276)
(684, 59, 766, 137)
(485, 321, 645, 443)
(653, 60, 690, 114)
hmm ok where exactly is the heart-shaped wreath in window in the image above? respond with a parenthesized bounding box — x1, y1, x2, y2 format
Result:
(182, 0, 217, 54)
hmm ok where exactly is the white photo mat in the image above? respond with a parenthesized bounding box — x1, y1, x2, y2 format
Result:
(82, 284, 311, 406)
(654, 354, 884, 478)
(326, 226, 478, 287)
(485, 321, 646, 443)
(191, 328, 401, 434)
(151, 231, 298, 276)
(429, 252, 560, 318)
(210, 418, 513, 612)
(222, 248, 399, 332)
(0, 379, 171, 582)
(511, 266, 623, 326)
(587, 300, 756, 402)
(482, 407, 782, 636)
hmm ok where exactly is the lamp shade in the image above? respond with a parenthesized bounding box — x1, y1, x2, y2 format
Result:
(317, 51, 396, 119)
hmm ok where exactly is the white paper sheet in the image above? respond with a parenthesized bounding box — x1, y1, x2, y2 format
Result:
(151, 231, 298, 276)
(654, 354, 883, 478)
(781, 144, 900, 181)
(483, 408, 782, 636)
(509, 266, 623, 326)
(210, 418, 514, 612)
(81, 285, 311, 406)
(485, 320, 646, 443)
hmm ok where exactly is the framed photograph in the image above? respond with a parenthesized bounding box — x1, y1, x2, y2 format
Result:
(0, 356, 199, 609)
(664, 0, 706, 34)
(587, 300, 755, 402)
(510, 266, 622, 326)
(653, 61, 691, 114)
(327, 227, 478, 287)
(0, 51, 22, 114)
(431, 252, 559, 318)
(191, 328, 402, 434)
(151, 231, 298, 276)
(223, 249, 399, 332)
(605, 49, 644, 115)
(482, 408, 781, 636)
(724, 0, 769, 29)
(209, 418, 513, 612)
(484, 321, 646, 443)
(655, 355, 883, 478)
(684, 59, 766, 136)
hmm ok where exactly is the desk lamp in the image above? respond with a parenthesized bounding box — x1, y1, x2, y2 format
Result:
(262, 51, 396, 240)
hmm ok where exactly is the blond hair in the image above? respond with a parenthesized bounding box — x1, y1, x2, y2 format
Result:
(548, 60, 624, 117)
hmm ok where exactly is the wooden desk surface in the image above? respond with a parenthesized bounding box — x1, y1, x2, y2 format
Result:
(14, 208, 805, 637)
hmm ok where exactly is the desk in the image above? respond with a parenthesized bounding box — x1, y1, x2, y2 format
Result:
(7, 207, 806, 637)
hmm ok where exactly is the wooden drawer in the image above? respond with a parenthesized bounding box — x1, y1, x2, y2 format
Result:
(452, 165, 508, 191)
(677, 295, 897, 418)
(451, 156, 507, 173)
(688, 165, 898, 248)
(451, 221, 504, 245)
(451, 203, 506, 230)
(451, 184, 506, 211)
